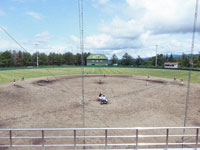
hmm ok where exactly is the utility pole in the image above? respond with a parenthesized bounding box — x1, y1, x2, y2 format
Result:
(35, 43, 39, 67)
(155, 45, 158, 67)
(37, 51, 39, 67)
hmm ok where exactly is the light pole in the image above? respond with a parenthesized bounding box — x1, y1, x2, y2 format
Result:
(35, 43, 39, 67)
(155, 45, 158, 67)
(37, 52, 39, 67)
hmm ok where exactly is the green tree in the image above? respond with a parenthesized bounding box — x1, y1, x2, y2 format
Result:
(0, 51, 13, 67)
(157, 54, 165, 66)
(193, 56, 198, 68)
(135, 55, 143, 66)
(74, 53, 81, 65)
(120, 53, 133, 66)
(32, 52, 38, 66)
(48, 53, 58, 65)
(14, 51, 23, 66)
(168, 53, 175, 62)
(165, 54, 169, 61)
(197, 53, 200, 67)
(111, 54, 118, 65)
(82, 52, 90, 65)
(22, 52, 32, 66)
(56, 54, 63, 65)
(181, 53, 190, 67)
(38, 53, 48, 65)
(63, 52, 74, 65)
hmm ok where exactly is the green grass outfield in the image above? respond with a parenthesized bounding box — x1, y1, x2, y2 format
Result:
(0, 67, 200, 83)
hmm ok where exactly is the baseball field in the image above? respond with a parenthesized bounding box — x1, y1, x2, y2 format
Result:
(0, 67, 200, 149)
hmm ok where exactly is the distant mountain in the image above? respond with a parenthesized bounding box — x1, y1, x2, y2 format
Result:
(143, 54, 199, 60)
(173, 54, 199, 58)
(143, 57, 152, 60)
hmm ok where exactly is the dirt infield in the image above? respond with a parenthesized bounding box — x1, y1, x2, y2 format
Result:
(0, 74, 200, 129)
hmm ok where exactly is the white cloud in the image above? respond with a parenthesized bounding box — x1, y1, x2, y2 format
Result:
(85, 34, 112, 49)
(32, 42, 80, 54)
(92, 0, 109, 6)
(0, 39, 20, 50)
(97, 0, 109, 5)
(91, 0, 121, 13)
(70, 35, 79, 43)
(11, 0, 25, 2)
(126, 0, 198, 34)
(1, 0, 199, 58)
(27, 11, 42, 20)
(50, 44, 79, 54)
(71, 33, 142, 53)
(27, 33, 80, 54)
(11, 0, 36, 3)
(0, 9, 5, 16)
(0, 26, 28, 51)
(34, 32, 51, 44)
(81, 0, 200, 58)
(100, 17, 144, 39)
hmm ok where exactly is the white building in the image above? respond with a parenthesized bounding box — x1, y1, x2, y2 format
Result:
(164, 62, 178, 68)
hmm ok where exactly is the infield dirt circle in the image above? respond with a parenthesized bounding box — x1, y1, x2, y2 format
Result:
(0, 74, 200, 129)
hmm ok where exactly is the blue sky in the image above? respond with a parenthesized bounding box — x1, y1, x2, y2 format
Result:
(0, 0, 200, 58)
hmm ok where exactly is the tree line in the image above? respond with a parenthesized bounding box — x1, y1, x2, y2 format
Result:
(0, 50, 200, 68)
(111, 53, 200, 68)
(0, 50, 90, 67)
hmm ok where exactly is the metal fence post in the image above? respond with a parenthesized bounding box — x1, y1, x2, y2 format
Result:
(105, 129, 107, 150)
(9, 130, 12, 150)
(136, 129, 138, 150)
(165, 129, 169, 150)
(195, 128, 199, 150)
(74, 130, 77, 149)
(42, 130, 45, 150)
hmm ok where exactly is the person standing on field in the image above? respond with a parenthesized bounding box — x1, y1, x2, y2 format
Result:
(181, 79, 184, 85)
(13, 79, 16, 86)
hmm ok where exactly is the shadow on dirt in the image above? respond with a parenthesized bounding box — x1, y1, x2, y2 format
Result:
(32, 139, 43, 145)
(33, 79, 57, 86)
(150, 80, 166, 84)
(14, 85, 24, 88)
(32, 75, 172, 87)
(0, 145, 8, 150)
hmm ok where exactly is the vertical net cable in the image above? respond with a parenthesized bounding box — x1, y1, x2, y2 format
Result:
(78, 0, 86, 148)
(182, 0, 199, 145)
(0, 26, 27, 52)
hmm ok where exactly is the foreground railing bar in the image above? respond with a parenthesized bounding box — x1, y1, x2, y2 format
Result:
(0, 149, 185, 150)
(0, 142, 198, 147)
(0, 128, 199, 149)
(139, 143, 197, 146)
(0, 134, 198, 139)
(0, 127, 200, 131)
(0, 142, 199, 148)
(0, 134, 199, 139)
(2, 149, 198, 150)
(109, 143, 199, 146)
(3, 149, 168, 150)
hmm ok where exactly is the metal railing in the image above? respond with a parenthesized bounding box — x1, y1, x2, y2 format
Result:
(0, 127, 199, 150)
